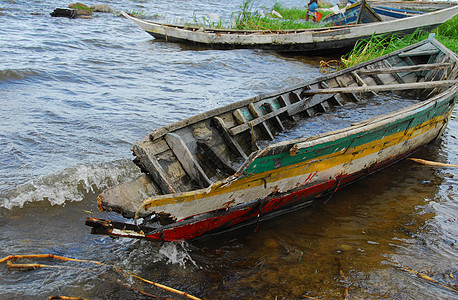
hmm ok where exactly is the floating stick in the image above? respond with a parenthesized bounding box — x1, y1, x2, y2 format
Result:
(408, 158, 458, 168)
(400, 266, 458, 293)
(1, 254, 201, 300)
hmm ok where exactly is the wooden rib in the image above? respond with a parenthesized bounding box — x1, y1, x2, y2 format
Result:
(132, 144, 177, 194)
(383, 60, 405, 84)
(229, 93, 336, 135)
(263, 103, 285, 131)
(248, 103, 274, 140)
(212, 117, 248, 160)
(335, 76, 359, 102)
(233, 108, 249, 124)
(302, 80, 458, 94)
(164, 133, 211, 188)
(196, 141, 237, 174)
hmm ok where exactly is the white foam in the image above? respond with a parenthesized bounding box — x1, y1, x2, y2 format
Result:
(0, 159, 140, 209)
(159, 241, 198, 268)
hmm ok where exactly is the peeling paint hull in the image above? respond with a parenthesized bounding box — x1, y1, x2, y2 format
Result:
(86, 37, 458, 242)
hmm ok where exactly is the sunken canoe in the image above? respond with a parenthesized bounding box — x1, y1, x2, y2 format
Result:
(120, 6, 458, 53)
(322, 0, 383, 26)
(86, 37, 458, 242)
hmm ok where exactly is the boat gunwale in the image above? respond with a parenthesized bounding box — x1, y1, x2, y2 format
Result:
(122, 5, 458, 36)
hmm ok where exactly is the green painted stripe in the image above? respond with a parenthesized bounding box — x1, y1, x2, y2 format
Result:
(244, 95, 456, 175)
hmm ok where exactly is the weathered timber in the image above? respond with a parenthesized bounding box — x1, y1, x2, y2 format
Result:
(357, 63, 451, 75)
(303, 80, 458, 94)
(86, 37, 458, 242)
(164, 133, 211, 188)
(212, 117, 248, 159)
(398, 49, 440, 57)
(131, 144, 177, 194)
(248, 103, 275, 140)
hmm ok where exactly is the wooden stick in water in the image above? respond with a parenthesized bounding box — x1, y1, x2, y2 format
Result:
(408, 158, 458, 167)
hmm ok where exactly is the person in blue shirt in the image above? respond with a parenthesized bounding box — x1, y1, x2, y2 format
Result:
(306, 0, 318, 21)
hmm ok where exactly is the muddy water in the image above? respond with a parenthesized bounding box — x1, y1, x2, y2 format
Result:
(1, 0, 457, 299)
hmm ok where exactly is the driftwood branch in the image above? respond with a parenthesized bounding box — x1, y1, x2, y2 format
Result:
(1, 254, 201, 300)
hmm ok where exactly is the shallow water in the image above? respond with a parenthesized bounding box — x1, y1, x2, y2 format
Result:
(1, 1, 457, 299)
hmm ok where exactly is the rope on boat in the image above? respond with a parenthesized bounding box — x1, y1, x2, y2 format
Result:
(0, 254, 201, 300)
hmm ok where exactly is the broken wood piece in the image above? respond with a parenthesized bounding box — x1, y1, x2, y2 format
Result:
(164, 133, 211, 188)
(408, 158, 458, 167)
(302, 80, 458, 95)
(132, 144, 177, 194)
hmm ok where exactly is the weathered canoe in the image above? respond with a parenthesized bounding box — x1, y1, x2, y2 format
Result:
(347, 0, 424, 19)
(120, 6, 458, 53)
(86, 37, 458, 242)
(322, 0, 383, 26)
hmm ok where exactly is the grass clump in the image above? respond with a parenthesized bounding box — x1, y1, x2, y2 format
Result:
(340, 15, 458, 69)
(233, 0, 329, 30)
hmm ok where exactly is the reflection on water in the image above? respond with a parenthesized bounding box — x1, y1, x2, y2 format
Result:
(0, 0, 457, 299)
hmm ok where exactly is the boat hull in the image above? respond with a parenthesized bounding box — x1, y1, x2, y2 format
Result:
(87, 88, 457, 241)
(121, 6, 458, 53)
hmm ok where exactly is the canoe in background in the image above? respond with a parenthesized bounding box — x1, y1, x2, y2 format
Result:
(348, 0, 424, 19)
(322, 0, 383, 26)
(86, 36, 458, 242)
(120, 6, 458, 53)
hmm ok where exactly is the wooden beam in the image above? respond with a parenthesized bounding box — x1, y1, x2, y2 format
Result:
(248, 103, 274, 140)
(302, 80, 458, 95)
(212, 117, 248, 160)
(132, 144, 177, 194)
(164, 133, 211, 188)
(357, 63, 450, 75)
(398, 49, 439, 57)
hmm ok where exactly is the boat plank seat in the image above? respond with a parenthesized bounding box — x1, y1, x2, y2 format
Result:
(398, 49, 440, 58)
(335, 76, 360, 102)
(357, 63, 451, 76)
(164, 133, 211, 188)
(382, 60, 406, 84)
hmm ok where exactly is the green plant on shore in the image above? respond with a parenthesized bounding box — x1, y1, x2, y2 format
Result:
(233, 0, 329, 30)
(340, 15, 458, 69)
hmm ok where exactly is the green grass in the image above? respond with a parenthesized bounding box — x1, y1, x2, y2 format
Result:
(340, 15, 458, 69)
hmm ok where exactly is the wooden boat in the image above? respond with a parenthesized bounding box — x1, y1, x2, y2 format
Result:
(362, 1, 458, 13)
(86, 36, 458, 242)
(321, 0, 383, 26)
(347, 0, 424, 19)
(120, 6, 458, 53)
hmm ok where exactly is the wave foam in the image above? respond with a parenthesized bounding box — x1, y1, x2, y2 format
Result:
(1, 159, 140, 209)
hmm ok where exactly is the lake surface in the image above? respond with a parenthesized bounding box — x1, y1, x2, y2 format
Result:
(1, 1, 457, 299)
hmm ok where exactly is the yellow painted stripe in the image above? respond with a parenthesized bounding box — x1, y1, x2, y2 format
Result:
(142, 113, 448, 210)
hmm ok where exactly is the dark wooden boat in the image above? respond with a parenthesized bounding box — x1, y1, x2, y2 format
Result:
(120, 6, 457, 53)
(86, 36, 458, 242)
(322, 0, 383, 26)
